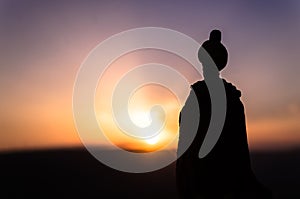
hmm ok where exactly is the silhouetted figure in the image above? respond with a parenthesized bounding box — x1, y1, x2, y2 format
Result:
(176, 30, 272, 199)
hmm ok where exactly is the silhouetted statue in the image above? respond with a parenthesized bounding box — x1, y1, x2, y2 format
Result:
(176, 30, 272, 199)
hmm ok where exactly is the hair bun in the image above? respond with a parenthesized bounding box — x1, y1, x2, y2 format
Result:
(209, 29, 222, 43)
(198, 29, 228, 71)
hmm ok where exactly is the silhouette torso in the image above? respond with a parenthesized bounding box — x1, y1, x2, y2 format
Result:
(176, 30, 272, 199)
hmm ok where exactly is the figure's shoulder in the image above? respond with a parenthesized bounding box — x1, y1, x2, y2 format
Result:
(191, 80, 207, 90)
(191, 79, 242, 98)
(222, 79, 242, 98)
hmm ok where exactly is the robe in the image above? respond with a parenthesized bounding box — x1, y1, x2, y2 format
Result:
(176, 79, 272, 199)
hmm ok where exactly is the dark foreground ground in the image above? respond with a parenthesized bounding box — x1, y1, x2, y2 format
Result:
(0, 147, 299, 199)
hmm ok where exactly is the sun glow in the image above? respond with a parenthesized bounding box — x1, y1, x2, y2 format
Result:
(130, 111, 152, 128)
(145, 135, 160, 145)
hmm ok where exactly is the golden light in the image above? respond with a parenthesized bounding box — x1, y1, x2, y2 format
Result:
(145, 134, 161, 145)
(130, 111, 152, 128)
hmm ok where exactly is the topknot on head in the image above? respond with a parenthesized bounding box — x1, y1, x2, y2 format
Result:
(209, 29, 221, 43)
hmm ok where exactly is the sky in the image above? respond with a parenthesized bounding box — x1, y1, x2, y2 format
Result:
(0, 0, 300, 152)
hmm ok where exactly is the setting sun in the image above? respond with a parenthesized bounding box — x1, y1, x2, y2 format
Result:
(145, 134, 163, 145)
(130, 111, 152, 128)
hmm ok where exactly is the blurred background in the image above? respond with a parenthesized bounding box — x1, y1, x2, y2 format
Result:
(0, 1, 299, 198)
(1, 0, 299, 152)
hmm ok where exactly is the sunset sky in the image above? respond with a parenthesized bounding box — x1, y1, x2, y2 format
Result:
(0, 0, 300, 152)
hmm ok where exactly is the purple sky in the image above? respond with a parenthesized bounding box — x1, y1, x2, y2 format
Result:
(0, 0, 299, 151)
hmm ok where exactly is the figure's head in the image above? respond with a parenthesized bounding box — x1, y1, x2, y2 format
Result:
(198, 29, 228, 71)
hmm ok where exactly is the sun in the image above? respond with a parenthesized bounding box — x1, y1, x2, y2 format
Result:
(130, 111, 152, 128)
(145, 135, 160, 145)
(130, 111, 162, 145)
